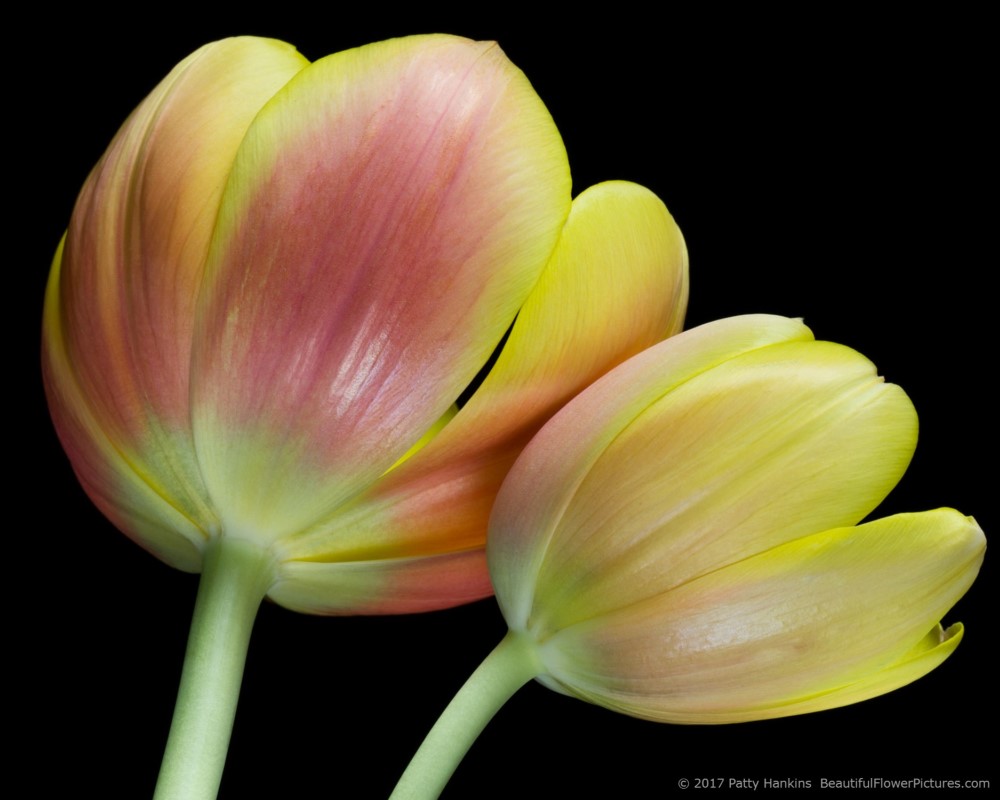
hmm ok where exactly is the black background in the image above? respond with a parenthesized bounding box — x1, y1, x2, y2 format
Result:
(21, 11, 992, 798)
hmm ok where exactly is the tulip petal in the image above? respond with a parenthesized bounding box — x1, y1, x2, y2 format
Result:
(540, 510, 984, 723)
(526, 336, 917, 632)
(190, 35, 571, 543)
(271, 181, 687, 611)
(271, 549, 491, 615)
(490, 315, 817, 629)
(759, 621, 963, 718)
(43, 38, 309, 564)
(43, 242, 204, 569)
(430, 181, 687, 471)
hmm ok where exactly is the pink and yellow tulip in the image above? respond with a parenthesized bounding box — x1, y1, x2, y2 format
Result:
(42, 34, 687, 797)
(43, 35, 687, 615)
(392, 314, 984, 799)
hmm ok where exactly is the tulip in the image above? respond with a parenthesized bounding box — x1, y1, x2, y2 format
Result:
(42, 35, 687, 798)
(390, 314, 984, 800)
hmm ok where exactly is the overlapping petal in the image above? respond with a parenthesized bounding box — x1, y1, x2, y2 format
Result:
(271, 181, 688, 612)
(190, 36, 572, 545)
(487, 315, 983, 722)
(490, 314, 816, 628)
(43, 38, 309, 566)
(531, 337, 916, 632)
(542, 510, 982, 723)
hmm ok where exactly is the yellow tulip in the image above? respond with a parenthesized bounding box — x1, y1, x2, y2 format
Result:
(392, 314, 984, 799)
(490, 314, 983, 721)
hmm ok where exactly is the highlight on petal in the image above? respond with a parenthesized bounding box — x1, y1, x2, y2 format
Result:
(190, 35, 572, 545)
(540, 510, 984, 723)
(43, 38, 309, 566)
(270, 180, 689, 612)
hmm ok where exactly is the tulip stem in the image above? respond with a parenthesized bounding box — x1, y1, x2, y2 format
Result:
(390, 629, 542, 800)
(153, 537, 274, 800)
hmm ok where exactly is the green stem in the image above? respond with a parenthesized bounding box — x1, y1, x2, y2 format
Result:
(153, 537, 275, 800)
(390, 629, 543, 800)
